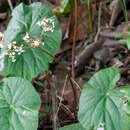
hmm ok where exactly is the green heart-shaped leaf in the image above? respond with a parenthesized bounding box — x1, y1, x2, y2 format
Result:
(0, 2, 62, 81)
(0, 77, 41, 130)
(78, 67, 130, 130)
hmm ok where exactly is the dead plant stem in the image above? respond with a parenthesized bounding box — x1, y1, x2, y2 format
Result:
(94, 2, 102, 42)
(56, 75, 68, 119)
(38, 47, 78, 120)
(8, 0, 13, 11)
(24, 45, 78, 119)
(72, 0, 78, 80)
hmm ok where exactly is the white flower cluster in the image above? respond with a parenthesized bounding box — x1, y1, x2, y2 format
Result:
(23, 32, 30, 43)
(31, 39, 41, 48)
(37, 18, 55, 32)
(0, 18, 55, 64)
(0, 32, 4, 49)
(7, 41, 24, 62)
(23, 32, 43, 48)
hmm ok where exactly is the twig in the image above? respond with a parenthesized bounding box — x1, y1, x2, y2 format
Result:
(24, 46, 78, 120)
(71, 77, 81, 91)
(56, 75, 68, 119)
(46, 74, 59, 130)
(38, 47, 69, 75)
(72, 0, 78, 80)
(52, 75, 58, 130)
(71, 0, 78, 120)
(109, 0, 121, 26)
(38, 47, 78, 120)
(7, 0, 13, 11)
(60, 103, 75, 120)
(40, 107, 66, 126)
(94, 2, 102, 42)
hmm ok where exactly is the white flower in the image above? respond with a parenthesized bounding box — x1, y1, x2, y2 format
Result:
(12, 52, 15, 56)
(12, 59, 16, 62)
(18, 47, 22, 51)
(37, 21, 42, 26)
(34, 40, 40, 46)
(11, 55, 15, 59)
(31, 39, 41, 47)
(42, 42, 44, 46)
(15, 49, 18, 52)
(37, 18, 55, 33)
(12, 41, 16, 44)
(15, 45, 24, 54)
(8, 44, 12, 50)
(18, 52, 21, 55)
(13, 46, 17, 49)
(23, 32, 30, 43)
(7, 41, 25, 62)
(9, 52, 15, 57)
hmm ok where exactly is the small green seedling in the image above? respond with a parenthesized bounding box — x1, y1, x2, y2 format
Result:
(118, 31, 130, 49)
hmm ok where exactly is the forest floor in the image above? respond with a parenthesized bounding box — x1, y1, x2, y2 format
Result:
(0, 0, 130, 129)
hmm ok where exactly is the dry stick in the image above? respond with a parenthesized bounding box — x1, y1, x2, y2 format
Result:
(60, 103, 75, 120)
(46, 74, 60, 130)
(24, 45, 78, 119)
(25, 43, 78, 119)
(52, 76, 58, 130)
(7, 0, 13, 11)
(71, 77, 81, 91)
(38, 47, 78, 120)
(38, 47, 68, 75)
(94, 2, 102, 42)
(72, 0, 78, 80)
(109, 0, 121, 26)
(71, 0, 78, 120)
(55, 75, 68, 119)
(41, 105, 66, 126)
